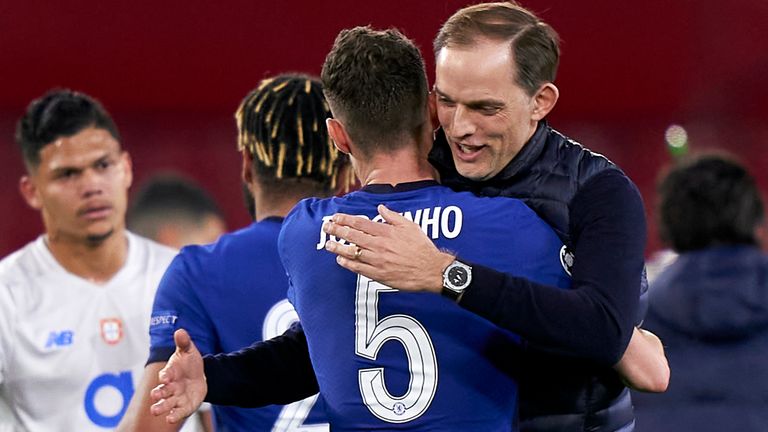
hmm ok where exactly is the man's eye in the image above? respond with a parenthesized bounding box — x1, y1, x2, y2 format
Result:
(95, 160, 112, 170)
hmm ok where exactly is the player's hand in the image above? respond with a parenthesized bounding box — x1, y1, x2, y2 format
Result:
(322, 204, 454, 293)
(149, 329, 208, 423)
(614, 327, 669, 393)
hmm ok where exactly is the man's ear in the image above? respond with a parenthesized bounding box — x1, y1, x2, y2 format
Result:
(241, 148, 255, 184)
(428, 92, 439, 130)
(19, 175, 42, 210)
(326, 118, 351, 154)
(531, 83, 559, 121)
(121, 151, 134, 189)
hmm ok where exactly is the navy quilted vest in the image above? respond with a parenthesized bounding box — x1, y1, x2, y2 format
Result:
(429, 121, 639, 432)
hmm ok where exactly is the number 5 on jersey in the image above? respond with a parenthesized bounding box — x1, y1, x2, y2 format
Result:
(355, 276, 438, 423)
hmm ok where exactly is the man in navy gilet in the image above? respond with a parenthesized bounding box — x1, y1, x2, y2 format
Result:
(148, 3, 668, 431)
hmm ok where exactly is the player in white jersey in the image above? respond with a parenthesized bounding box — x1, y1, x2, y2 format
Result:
(0, 232, 175, 430)
(0, 89, 185, 431)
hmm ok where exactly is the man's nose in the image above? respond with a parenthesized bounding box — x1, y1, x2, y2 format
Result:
(449, 105, 476, 138)
(79, 168, 104, 198)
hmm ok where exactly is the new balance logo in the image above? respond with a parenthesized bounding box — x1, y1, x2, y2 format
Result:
(45, 330, 74, 348)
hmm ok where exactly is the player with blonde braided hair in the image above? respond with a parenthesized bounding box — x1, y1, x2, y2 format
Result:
(119, 74, 348, 432)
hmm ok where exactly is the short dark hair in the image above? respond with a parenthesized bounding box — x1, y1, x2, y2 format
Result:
(127, 173, 223, 239)
(236, 74, 344, 193)
(658, 154, 764, 252)
(16, 89, 120, 170)
(434, 2, 560, 96)
(321, 26, 428, 156)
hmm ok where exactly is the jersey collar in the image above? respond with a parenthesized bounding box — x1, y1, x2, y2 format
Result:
(360, 180, 440, 194)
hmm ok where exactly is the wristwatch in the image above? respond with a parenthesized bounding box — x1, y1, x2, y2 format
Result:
(441, 259, 472, 302)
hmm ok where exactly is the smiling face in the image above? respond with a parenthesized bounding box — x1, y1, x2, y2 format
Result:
(20, 127, 133, 245)
(434, 39, 543, 181)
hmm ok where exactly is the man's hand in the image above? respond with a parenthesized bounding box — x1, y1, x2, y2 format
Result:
(323, 204, 454, 293)
(150, 329, 208, 424)
(614, 327, 669, 393)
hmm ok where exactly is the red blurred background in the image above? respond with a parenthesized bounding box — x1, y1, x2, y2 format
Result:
(2, 0, 767, 257)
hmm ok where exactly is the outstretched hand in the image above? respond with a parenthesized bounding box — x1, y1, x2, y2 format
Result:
(322, 204, 454, 293)
(149, 329, 208, 424)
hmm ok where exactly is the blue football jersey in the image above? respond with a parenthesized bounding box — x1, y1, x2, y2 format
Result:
(279, 181, 571, 431)
(149, 218, 328, 431)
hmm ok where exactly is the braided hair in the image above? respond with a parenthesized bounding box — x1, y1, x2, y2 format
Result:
(236, 74, 350, 192)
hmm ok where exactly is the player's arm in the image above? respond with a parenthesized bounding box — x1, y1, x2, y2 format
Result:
(118, 361, 214, 432)
(613, 327, 669, 393)
(150, 324, 318, 419)
(324, 170, 646, 366)
(118, 362, 183, 431)
(204, 321, 318, 406)
(150, 329, 208, 424)
(118, 251, 214, 431)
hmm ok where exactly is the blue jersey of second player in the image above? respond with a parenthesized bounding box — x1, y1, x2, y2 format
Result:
(149, 218, 328, 431)
(278, 181, 571, 431)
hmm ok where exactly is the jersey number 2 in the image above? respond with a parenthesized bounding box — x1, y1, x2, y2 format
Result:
(355, 275, 438, 423)
(263, 300, 328, 432)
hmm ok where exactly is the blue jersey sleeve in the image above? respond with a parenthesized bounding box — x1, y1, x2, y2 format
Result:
(280, 199, 316, 309)
(148, 248, 218, 363)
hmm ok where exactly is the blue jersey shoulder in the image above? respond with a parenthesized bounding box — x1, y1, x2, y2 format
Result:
(278, 185, 570, 430)
(150, 219, 329, 431)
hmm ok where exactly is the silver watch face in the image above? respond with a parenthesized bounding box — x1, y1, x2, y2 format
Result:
(447, 266, 469, 288)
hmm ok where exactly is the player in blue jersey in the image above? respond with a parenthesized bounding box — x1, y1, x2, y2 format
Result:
(282, 181, 570, 428)
(149, 26, 668, 429)
(152, 26, 566, 431)
(118, 75, 346, 431)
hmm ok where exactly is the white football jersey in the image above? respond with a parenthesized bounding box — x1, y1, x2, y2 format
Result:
(0, 232, 176, 431)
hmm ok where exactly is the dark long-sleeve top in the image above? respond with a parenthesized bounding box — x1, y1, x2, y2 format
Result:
(205, 322, 318, 406)
(205, 122, 647, 429)
(460, 169, 646, 365)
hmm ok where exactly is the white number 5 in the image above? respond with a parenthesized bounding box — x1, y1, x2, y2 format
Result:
(355, 275, 438, 423)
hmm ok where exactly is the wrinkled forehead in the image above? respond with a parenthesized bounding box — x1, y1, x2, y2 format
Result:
(434, 41, 518, 98)
(38, 127, 122, 171)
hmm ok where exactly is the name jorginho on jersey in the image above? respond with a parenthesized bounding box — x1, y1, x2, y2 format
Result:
(316, 205, 463, 250)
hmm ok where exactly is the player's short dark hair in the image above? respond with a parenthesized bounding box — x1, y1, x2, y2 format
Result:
(15, 89, 120, 170)
(434, 2, 560, 96)
(321, 26, 428, 157)
(236, 74, 344, 193)
(127, 173, 223, 239)
(658, 153, 764, 252)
